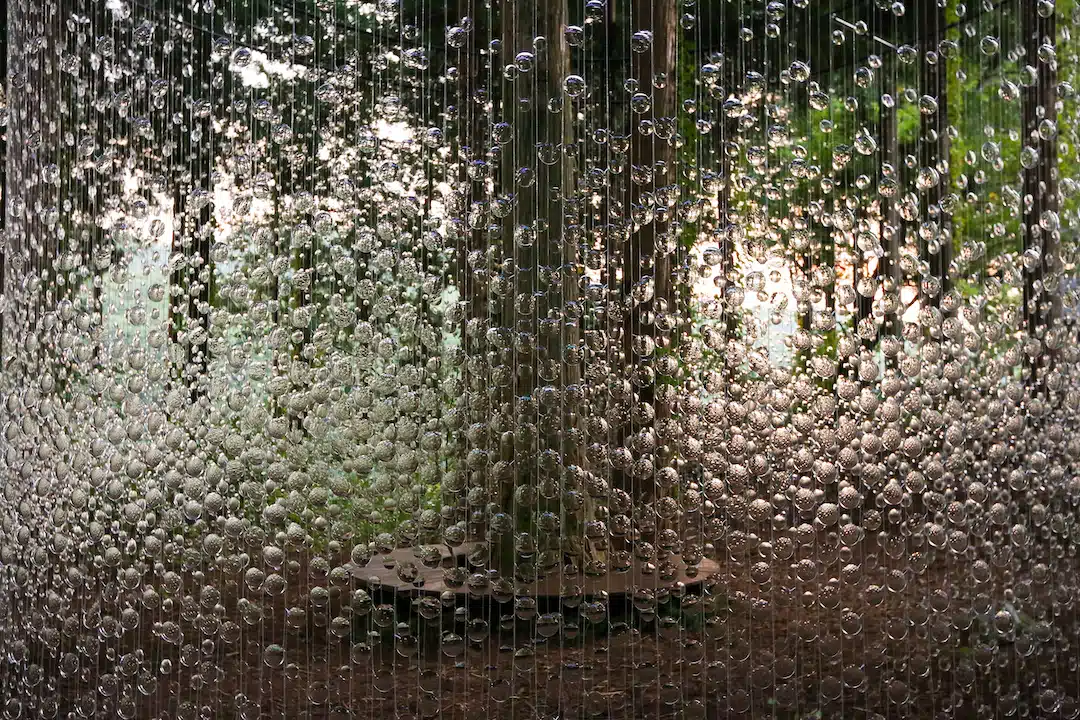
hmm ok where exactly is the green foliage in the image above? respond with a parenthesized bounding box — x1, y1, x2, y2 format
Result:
(1055, 0, 1080, 267)
(896, 102, 921, 145)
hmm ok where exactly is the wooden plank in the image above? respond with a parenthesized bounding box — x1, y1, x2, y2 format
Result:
(347, 543, 478, 593)
(514, 556, 721, 598)
(350, 546, 719, 599)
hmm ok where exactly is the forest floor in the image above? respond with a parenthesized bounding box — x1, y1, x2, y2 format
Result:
(26, 545, 1080, 720)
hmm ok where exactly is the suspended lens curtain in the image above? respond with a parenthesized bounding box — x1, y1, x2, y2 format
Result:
(2, 0, 1080, 717)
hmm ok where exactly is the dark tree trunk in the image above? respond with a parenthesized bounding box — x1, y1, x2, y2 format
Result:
(1021, 0, 1060, 389)
(720, 120, 739, 353)
(878, 75, 903, 348)
(918, 0, 951, 308)
(614, 0, 677, 516)
(166, 3, 213, 403)
(470, 0, 578, 577)
(868, 75, 902, 354)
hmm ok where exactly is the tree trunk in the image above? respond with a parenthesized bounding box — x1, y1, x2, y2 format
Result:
(474, 0, 579, 579)
(1021, 0, 1060, 389)
(614, 0, 678, 519)
(879, 77, 903, 348)
(918, 0, 951, 308)
(166, 3, 213, 404)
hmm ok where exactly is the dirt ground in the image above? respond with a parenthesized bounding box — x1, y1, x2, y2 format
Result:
(15, 545, 1080, 720)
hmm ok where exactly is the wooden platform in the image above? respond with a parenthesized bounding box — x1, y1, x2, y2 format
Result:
(347, 543, 479, 594)
(347, 544, 719, 598)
